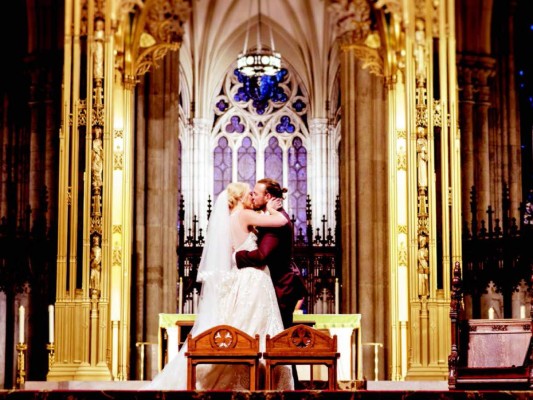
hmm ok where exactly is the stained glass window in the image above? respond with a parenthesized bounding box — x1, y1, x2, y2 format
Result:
(264, 136, 283, 184)
(288, 137, 307, 232)
(212, 65, 309, 222)
(213, 137, 232, 196)
(237, 137, 256, 189)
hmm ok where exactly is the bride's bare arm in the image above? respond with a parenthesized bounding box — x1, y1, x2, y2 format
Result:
(241, 199, 288, 227)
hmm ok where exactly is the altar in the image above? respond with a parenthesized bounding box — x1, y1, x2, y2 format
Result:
(157, 313, 362, 382)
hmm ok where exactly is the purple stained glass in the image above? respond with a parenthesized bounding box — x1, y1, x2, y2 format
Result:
(292, 99, 306, 112)
(237, 137, 256, 189)
(288, 137, 307, 232)
(213, 137, 232, 196)
(264, 136, 283, 183)
(276, 115, 295, 134)
(225, 115, 245, 133)
(216, 99, 229, 112)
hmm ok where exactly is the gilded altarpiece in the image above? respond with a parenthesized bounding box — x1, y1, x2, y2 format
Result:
(49, 0, 189, 381)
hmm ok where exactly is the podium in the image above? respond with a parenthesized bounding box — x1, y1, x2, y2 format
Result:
(158, 313, 362, 382)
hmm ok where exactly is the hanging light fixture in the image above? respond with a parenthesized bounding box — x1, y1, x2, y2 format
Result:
(237, 0, 281, 77)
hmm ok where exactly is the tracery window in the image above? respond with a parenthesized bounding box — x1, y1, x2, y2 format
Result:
(212, 66, 309, 231)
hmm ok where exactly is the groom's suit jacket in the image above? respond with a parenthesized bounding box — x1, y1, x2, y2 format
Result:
(235, 209, 305, 328)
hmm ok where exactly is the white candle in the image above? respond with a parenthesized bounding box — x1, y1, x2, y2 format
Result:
(520, 304, 527, 319)
(193, 288, 199, 314)
(178, 277, 183, 314)
(48, 305, 55, 343)
(334, 278, 340, 314)
(488, 307, 494, 320)
(19, 305, 25, 343)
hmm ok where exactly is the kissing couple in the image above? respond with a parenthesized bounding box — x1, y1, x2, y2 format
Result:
(145, 178, 308, 390)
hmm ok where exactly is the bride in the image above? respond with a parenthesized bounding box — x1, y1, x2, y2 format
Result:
(144, 182, 293, 390)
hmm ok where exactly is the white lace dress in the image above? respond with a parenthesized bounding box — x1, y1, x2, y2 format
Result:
(143, 232, 293, 390)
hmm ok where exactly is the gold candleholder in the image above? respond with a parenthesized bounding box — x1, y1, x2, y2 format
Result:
(46, 342, 55, 370)
(16, 342, 27, 388)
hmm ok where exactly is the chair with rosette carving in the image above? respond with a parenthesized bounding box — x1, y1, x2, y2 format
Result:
(262, 324, 339, 390)
(185, 325, 261, 390)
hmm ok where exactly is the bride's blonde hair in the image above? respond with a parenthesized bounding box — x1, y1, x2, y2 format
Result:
(226, 182, 250, 211)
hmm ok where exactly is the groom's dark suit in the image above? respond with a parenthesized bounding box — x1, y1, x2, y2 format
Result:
(235, 209, 304, 329)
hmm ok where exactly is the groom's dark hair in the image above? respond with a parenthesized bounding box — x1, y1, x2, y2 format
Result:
(258, 178, 288, 199)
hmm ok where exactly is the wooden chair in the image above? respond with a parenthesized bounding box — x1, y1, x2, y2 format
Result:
(262, 324, 340, 390)
(185, 325, 261, 390)
(448, 262, 533, 389)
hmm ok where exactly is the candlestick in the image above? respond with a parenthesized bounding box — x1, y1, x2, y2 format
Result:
(488, 307, 495, 320)
(18, 305, 25, 343)
(334, 278, 340, 314)
(46, 342, 55, 370)
(48, 305, 55, 343)
(16, 342, 27, 388)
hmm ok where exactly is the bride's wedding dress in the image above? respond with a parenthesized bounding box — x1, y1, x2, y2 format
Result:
(143, 231, 293, 390)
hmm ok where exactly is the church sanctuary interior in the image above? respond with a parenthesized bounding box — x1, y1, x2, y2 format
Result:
(2, 0, 533, 398)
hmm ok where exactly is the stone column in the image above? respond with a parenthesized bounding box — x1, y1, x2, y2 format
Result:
(330, 0, 390, 380)
(473, 63, 495, 224)
(308, 118, 332, 226)
(192, 118, 212, 226)
(458, 64, 475, 227)
(138, 50, 181, 343)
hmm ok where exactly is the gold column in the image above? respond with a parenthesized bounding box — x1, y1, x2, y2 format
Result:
(404, 0, 460, 380)
(51, 0, 190, 381)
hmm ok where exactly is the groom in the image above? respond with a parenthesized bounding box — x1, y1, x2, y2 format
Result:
(235, 178, 307, 330)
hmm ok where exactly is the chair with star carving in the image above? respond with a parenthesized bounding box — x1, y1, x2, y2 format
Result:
(185, 325, 261, 390)
(262, 324, 339, 390)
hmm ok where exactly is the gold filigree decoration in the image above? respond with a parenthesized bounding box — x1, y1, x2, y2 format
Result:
(397, 129, 407, 139)
(114, 129, 124, 139)
(433, 99, 443, 127)
(329, 0, 372, 42)
(78, 101, 87, 126)
(341, 43, 384, 76)
(91, 213, 102, 235)
(329, 0, 384, 76)
(112, 248, 122, 265)
(133, 0, 191, 76)
(135, 42, 180, 76)
(114, 150, 124, 170)
(375, 0, 402, 16)
(398, 240, 408, 266)
(397, 152, 407, 171)
(416, 106, 428, 128)
(398, 225, 408, 234)
(112, 225, 122, 234)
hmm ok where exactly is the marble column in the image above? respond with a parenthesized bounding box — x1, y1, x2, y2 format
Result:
(458, 64, 475, 228)
(473, 64, 495, 224)
(136, 50, 180, 343)
(339, 47, 389, 379)
(308, 118, 334, 226)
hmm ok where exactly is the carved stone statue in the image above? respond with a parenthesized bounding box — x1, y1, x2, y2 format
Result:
(417, 234, 429, 297)
(93, 19, 104, 79)
(90, 235, 102, 293)
(92, 126, 103, 188)
(416, 127, 428, 188)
